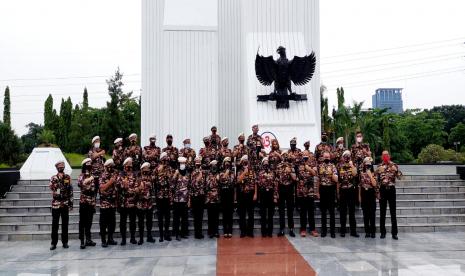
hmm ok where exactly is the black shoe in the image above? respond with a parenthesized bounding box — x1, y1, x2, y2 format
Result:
(240, 233, 246, 238)
(159, 237, 164, 242)
(321, 232, 327, 238)
(108, 239, 118, 245)
(50, 244, 57, 251)
(268, 233, 273, 238)
(120, 239, 126, 246)
(392, 235, 398, 240)
(247, 233, 254, 238)
(181, 235, 188, 239)
(350, 233, 360, 238)
(138, 239, 144, 245)
(289, 229, 295, 237)
(380, 233, 386, 239)
(365, 234, 370, 238)
(80, 241, 86, 249)
(147, 236, 156, 243)
(130, 238, 137, 244)
(340, 233, 346, 237)
(277, 231, 285, 237)
(176, 235, 182, 241)
(214, 233, 220, 238)
(62, 243, 69, 248)
(102, 241, 108, 248)
(330, 233, 336, 239)
(86, 240, 96, 246)
(165, 236, 172, 241)
(371, 233, 376, 239)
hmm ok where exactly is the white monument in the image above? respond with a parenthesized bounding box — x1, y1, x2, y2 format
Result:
(20, 147, 72, 180)
(142, 0, 320, 150)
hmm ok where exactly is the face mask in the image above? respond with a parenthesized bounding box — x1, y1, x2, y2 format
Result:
(167, 140, 173, 146)
(204, 142, 210, 147)
(338, 144, 343, 149)
(223, 143, 229, 148)
(356, 137, 363, 143)
(150, 140, 155, 146)
(142, 170, 150, 175)
(343, 157, 350, 163)
(57, 168, 65, 173)
(211, 167, 217, 173)
(239, 139, 245, 144)
(185, 144, 191, 149)
(290, 144, 296, 150)
(383, 155, 390, 163)
(94, 143, 100, 149)
(107, 167, 114, 173)
(324, 159, 330, 164)
(322, 136, 328, 142)
(85, 164, 92, 170)
(180, 164, 186, 170)
(224, 164, 231, 169)
(195, 163, 201, 168)
(131, 140, 136, 145)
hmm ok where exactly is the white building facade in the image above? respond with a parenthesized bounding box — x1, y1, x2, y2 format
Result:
(142, 0, 320, 151)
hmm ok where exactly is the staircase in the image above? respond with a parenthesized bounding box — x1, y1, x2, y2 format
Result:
(0, 174, 464, 241)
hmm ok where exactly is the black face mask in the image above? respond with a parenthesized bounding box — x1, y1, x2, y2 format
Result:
(179, 169, 187, 176)
(85, 164, 92, 171)
(211, 167, 218, 173)
(57, 168, 65, 173)
(290, 144, 296, 150)
(167, 140, 173, 146)
(170, 160, 177, 168)
(107, 168, 114, 173)
(322, 136, 328, 142)
(239, 139, 245, 144)
(324, 159, 330, 164)
(150, 141, 155, 146)
(204, 142, 210, 147)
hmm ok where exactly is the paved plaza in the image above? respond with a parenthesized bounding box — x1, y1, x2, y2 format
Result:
(0, 232, 464, 275)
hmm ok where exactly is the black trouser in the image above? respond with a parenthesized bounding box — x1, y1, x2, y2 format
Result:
(238, 191, 255, 235)
(259, 189, 275, 236)
(79, 204, 95, 241)
(51, 207, 69, 245)
(380, 186, 397, 236)
(320, 185, 336, 235)
(361, 188, 376, 235)
(137, 207, 154, 240)
(339, 187, 357, 235)
(220, 188, 234, 235)
(191, 195, 205, 237)
(278, 185, 295, 231)
(156, 198, 171, 238)
(99, 208, 116, 241)
(120, 207, 137, 240)
(173, 202, 188, 237)
(297, 197, 315, 232)
(207, 203, 220, 236)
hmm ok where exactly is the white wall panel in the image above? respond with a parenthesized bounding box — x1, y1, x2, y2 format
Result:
(142, 0, 320, 150)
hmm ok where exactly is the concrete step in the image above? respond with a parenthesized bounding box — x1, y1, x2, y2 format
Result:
(401, 175, 460, 180)
(3, 196, 465, 208)
(396, 180, 465, 187)
(7, 188, 465, 200)
(396, 192, 465, 200)
(2, 222, 465, 241)
(2, 213, 465, 232)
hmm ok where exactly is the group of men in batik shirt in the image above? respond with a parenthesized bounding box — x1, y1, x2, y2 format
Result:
(48, 126, 402, 250)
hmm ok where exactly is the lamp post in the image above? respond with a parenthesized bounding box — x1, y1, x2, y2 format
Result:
(454, 141, 461, 152)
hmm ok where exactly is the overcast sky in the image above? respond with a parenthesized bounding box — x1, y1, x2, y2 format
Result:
(0, 0, 464, 135)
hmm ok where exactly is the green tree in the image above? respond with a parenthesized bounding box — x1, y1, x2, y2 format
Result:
(38, 129, 56, 146)
(0, 122, 23, 165)
(21, 123, 44, 153)
(320, 85, 331, 134)
(83, 87, 89, 111)
(449, 122, 465, 151)
(44, 94, 59, 134)
(429, 105, 465, 134)
(3, 86, 11, 128)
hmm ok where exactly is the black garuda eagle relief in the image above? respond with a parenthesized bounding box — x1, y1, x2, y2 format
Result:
(255, 46, 316, 109)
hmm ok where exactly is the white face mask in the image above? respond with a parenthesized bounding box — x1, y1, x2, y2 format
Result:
(94, 143, 100, 149)
(356, 137, 363, 143)
(338, 144, 343, 149)
(185, 144, 191, 149)
(180, 164, 186, 170)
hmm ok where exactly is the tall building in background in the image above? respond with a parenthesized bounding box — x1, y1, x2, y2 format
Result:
(372, 88, 403, 114)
